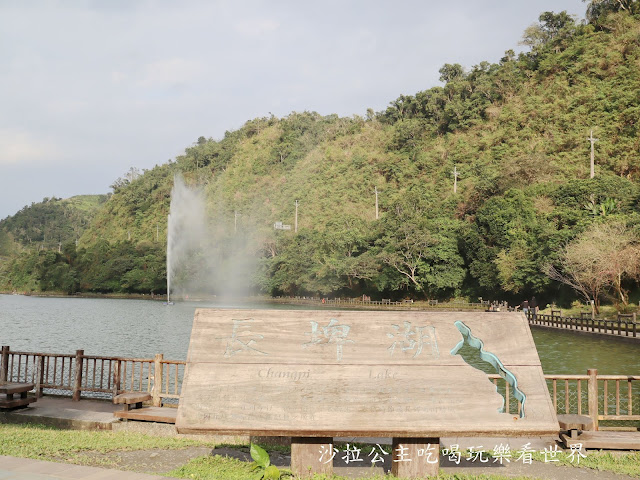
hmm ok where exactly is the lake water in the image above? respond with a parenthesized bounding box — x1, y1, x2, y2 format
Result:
(1, 294, 637, 375)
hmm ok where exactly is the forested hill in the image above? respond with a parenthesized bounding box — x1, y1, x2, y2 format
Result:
(2, 3, 640, 307)
(0, 195, 107, 255)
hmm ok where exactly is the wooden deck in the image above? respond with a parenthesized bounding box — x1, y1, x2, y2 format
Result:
(562, 431, 640, 449)
(528, 313, 639, 342)
(114, 406, 177, 424)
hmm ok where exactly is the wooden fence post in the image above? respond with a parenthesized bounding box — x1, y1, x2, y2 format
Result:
(112, 360, 121, 398)
(152, 353, 163, 407)
(35, 356, 45, 398)
(72, 349, 84, 401)
(587, 369, 599, 431)
(0, 346, 9, 382)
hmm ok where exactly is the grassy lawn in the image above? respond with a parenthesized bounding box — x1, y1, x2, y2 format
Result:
(167, 455, 537, 480)
(167, 449, 640, 479)
(531, 449, 640, 478)
(0, 423, 216, 461)
(1, 424, 639, 479)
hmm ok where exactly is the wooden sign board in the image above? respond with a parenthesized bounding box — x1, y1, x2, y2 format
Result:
(176, 309, 558, 437)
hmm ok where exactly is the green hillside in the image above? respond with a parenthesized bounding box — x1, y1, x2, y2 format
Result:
(0, 195, 109, 292)
(0, 195, 107, 253)
(2, 3, 640, 308)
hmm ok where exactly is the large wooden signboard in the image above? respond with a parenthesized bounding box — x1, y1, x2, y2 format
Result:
(176, 309, 557, 438)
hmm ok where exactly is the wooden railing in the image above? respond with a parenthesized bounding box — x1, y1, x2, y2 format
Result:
(528, 312, 638, 339)
(485, 370, 639, 429)
(276, 296, 491, 309)
(2, 346, 638, 429)
(0, 346, 186, 406)
(488, 374, 523, 416)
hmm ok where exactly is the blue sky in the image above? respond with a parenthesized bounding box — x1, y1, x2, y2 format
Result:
(0, 0, 587, 219)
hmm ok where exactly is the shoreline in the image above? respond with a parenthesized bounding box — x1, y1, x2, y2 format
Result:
(0, 291, 164, 301)
(0, 291, 489, 311)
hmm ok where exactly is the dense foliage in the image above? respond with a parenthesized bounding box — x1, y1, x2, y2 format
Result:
(2, 3, 640, 307)
(0, 195, 107, 253)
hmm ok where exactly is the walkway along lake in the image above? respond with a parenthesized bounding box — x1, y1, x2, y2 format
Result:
(1, 294, 638, 375)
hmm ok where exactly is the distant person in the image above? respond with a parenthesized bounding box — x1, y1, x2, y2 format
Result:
(520, 299, 529, 316)
(530, 296, 538, 320)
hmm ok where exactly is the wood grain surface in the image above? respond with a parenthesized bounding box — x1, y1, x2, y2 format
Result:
(176, 309, 558, 437)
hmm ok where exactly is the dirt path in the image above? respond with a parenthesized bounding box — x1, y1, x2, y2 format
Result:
(70, 446, 638, 479)
(65, 446, 214, 474)
(73, 446, 292, 475)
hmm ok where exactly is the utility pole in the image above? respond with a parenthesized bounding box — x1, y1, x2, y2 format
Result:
(295, 200, 299, 233)
(453, 165, 459, 193)
(156, 224, 159, 242)
(374, 186, 379, 220)
(234, 211, 241, 234)
(588, 130, 598, 179)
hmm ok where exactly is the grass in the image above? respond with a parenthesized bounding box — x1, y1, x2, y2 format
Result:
(0, 423, 216, 461)
(167, 455, 538, 480)
(216, 441, 292, 455)
(168, 455, 263, 480)
(167, 445, 640, 480)
(2, 424, 640, 479)
(531, 449, 640, 478)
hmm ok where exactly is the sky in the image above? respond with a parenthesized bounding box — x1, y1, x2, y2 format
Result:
(0, 0, 587, 220)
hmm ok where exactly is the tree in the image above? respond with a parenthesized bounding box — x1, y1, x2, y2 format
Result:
(319, 217, 379, 291)
(546, 221, 640, 313)
(376, 199, 465, 298)
(438, 63, 465, 84)
(596, 222, 640, 306)
(584, 0, 640, 25)
(0, 229, 18, 256)
(110, 167, 142, 193)
(520, 11, 577, 51)
(378, 222, 434, 291)
(466, 189, 554, 295)
(262, 230, 344, 296)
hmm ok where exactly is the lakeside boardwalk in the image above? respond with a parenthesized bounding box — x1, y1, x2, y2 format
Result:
(528, 312, 639, 342)
(4, 366, 638, 430)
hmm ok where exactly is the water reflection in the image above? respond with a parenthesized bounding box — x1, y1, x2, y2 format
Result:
(1, 295, 305, 360)
(531, 327, 639, 375)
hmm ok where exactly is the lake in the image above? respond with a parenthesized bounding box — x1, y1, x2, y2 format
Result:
(1, 294, 637, 375)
